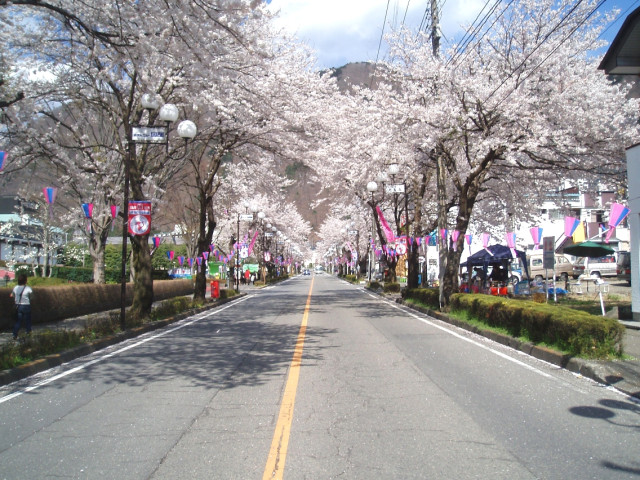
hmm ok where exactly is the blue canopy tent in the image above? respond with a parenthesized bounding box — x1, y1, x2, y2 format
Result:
(461, 244, 529, 285)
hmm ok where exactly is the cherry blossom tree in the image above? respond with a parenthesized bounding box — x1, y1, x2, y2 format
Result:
(372, 0, 639, 304)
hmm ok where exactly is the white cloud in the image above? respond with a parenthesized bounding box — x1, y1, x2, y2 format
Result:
(266, 0, 486, 69)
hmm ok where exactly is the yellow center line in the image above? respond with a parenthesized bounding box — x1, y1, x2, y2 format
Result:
(263, 277, 314, 480)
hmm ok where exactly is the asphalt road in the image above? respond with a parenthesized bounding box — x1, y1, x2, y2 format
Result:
(1, 274, 639, 479)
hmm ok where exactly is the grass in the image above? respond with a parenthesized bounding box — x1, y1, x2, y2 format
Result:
(404, 296, 618, 359)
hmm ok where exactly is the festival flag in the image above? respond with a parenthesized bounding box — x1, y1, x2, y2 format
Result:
(188, 258, 194, 268)
(178, 256, 185, 266)
(43, 187, 58, 218)
(0, 151, 6, 171)
(605, 203, 630, 243)
(451, 230, 460, 250)
(505, 232, 517, 257)
(202, 251, 209, 260)
(376, 206, 395, 243)
(564, 216, 580, 237)
(81, 203, 93, 219)
(482, 232, 490, 248)
(529, 227, 542, 249)
(196, 257, 202, 266)
(110, 205, 120, 230)
(152, 236, 161, 248)
(572, 221, 586, 243)
(465, 234, 473, 254)
(167, 251, 175, 261)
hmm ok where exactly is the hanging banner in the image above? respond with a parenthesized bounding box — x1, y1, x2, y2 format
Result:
(376, 206, 395, 243)
(128, 200, 152, 236)
(564, 216, 580, 237)
(530, 227, 542, 249)
(605, 203, 630, 243)
(0, 151, 6, 171)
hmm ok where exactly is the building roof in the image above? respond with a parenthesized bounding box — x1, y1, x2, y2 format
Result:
(599, 6, 640, 74)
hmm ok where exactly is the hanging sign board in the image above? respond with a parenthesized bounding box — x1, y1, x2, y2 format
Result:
(128, 201, 152, 236)
(131, 126, 168, 143)
(239, 214, 254, 221)
(385, 184, 405, 194)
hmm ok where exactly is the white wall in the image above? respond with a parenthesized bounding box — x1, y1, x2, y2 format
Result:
(627, 144, 640, 320)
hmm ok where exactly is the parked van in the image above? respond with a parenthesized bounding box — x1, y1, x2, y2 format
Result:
(527, 253, 575, 281)
(617, 251, 631, 285)
(572, 255, 617, 278)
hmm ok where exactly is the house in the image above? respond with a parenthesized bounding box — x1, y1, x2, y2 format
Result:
(599, 6, 640, 320)
(0, 195, 64, 270)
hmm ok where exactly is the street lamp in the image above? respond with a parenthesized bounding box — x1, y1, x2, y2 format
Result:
(120, 95, 195, 329)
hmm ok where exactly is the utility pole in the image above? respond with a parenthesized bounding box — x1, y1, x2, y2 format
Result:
(431, 0, 441, 56)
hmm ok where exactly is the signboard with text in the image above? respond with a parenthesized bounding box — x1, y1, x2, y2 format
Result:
(543, 236, 555, 270)
(131, 126, 168, 144)
(128, 201, 152, 236)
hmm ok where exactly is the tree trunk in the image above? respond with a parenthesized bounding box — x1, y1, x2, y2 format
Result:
(130, 234, 153, 318)
(407, 238, 420, 288)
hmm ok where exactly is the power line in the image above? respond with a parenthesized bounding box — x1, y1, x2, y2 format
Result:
(598, 0, 640, 40)
(447, 0, 502, 66)
(489, 0, 608, 108)
(370, 0, 393, 89)
(481, 0, 590, 104)
(402, 0, 412, 26)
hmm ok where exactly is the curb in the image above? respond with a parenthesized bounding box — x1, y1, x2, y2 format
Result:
(0, 294, 245, 387)
(392, 297, 640, 399)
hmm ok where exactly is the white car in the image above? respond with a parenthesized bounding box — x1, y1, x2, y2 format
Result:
(572, 255, 617, 278)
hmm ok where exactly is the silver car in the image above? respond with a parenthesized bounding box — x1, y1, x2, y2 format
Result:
(572, 255, 617, 278)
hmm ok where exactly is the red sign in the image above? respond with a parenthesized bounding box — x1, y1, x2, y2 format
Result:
(128, 201, 152, 236)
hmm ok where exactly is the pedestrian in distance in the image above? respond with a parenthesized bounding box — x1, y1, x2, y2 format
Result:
(10, 273, 33, 340)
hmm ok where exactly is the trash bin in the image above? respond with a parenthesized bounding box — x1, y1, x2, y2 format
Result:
(211, 280, 220, 299)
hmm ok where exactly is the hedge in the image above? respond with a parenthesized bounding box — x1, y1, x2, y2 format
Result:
(402, 288, 440, 309)
(0, 279, 194, 329)
(448, 293, 623, 357)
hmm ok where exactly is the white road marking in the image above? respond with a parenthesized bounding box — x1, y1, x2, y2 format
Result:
(0, 295, 254, 404)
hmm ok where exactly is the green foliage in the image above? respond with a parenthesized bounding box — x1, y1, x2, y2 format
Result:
(402, 288, 440, 309)
(448, 293, 623, 358)
(383, 282, 401, 293)
(344, 274, 357, 283)
(368, 281, 382, 290)
(0, 330, 85, 370)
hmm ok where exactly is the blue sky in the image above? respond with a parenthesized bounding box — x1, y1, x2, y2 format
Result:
(266, 0, 640, 69)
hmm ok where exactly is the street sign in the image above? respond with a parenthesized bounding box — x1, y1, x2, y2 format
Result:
(348, 230, 358, 235)
(543, 236, 555, 270)
(239, 214, 254, 221)
(265, 232, 274, 237)
(128, 201, 152, 236)
(385, 184, 405, 194)
(131, 126, 168, 144)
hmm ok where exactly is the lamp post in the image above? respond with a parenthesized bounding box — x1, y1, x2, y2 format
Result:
(120, 94, 195, 329)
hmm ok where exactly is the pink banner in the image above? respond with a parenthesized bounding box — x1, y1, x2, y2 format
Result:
(376, 206, 395, 243)
(482, 233, 490, 248)
(248, 230, 260, 255)
(564, 216, 580, 237)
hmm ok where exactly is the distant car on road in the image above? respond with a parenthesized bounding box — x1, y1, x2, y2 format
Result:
(303, 269, 311, 276)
